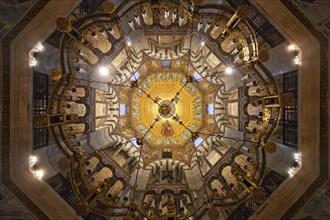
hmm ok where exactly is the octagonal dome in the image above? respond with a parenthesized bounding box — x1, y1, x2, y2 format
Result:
(1, 0, 328, 220)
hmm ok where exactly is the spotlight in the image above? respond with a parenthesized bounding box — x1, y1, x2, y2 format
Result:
(36, 43, 44, 52)
(288, 45, 295, 51)
(225, 67, 233, 74)
(30, 60, 37, 67)
(201, 41, 205, 46)
(30, 156, 37, 164)
(127, 40, 132, 47)
(99, 66, 109, 76)
(35, 170, 44, 179)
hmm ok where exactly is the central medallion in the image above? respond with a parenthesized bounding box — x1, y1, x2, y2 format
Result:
(158, 100, 176, 118)
(129, 60, 204, 150)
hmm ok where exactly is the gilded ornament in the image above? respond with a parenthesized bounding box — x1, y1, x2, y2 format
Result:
(56, 17, 72, 33)
(236, 4, 250, 19)
(50, 68, 63, 81)
(258, 50, 270, 62)
(208, 207, 220, 220)
(58, 157, 70, 170)
(280, 93, 295, 107)
(251, 187, 266, 204)
(265, 141, 277, 153)
(75, 202, 89, 216)
(102, 1, 115, 13)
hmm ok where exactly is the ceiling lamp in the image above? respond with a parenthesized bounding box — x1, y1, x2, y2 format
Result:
(225, 67, 233, 74)
(99, 66, 109, 76)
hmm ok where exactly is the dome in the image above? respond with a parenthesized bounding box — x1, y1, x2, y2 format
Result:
(1, 0, 328, 219)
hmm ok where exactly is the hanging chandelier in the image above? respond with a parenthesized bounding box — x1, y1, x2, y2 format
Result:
(34, 0, 295, 219)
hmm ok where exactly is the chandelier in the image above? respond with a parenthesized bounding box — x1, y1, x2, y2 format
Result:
(34, 0, 294, 219)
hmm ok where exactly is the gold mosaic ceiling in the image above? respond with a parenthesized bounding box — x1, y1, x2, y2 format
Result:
(118, 57, 217, 166)
(42, 1, 290, 218)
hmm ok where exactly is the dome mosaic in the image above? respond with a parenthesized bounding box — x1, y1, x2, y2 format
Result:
(31, 0, 296, 219)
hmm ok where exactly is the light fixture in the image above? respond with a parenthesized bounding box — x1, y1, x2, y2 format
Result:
(288, 44, 295, 51)
(289, 45, 300, 65)
(49, 1, 283, 218)
(288, 155, 300, 176)
(293, 153, 300, 167)
(292, 160, 299, 168)
(30, 59, 37, 67)
(29, 47, 39, 67)
(32, 51, 39, 59)
(35, 43, 44, 52)
(30, 156, 38, 164)
(30, 160, 44, 179)
(99, 66, 109, 76)
(35, 169, 44, 179)
(225, 67, 233, 74)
